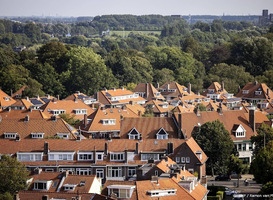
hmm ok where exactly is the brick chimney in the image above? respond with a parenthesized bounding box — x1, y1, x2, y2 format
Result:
(44, 141, 49, 155)
(145, 83, 149, 99)
(188, 83, 191, 94)
(249, 109, 255, 133)
(178, 113, 182, 139)
(84, 114, 87, 127)
(221, 81, 224, 92)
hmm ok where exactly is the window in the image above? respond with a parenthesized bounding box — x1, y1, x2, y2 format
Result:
(186, 157, 190, 163)
(31, 133, 44, 139)
(109, 188, 131, 198)
(141, 154, 159, 161)
(63, 184, 76, 191)
(57, 133, 70, 139)
(147, 189, 176, 197)
(242, 90, 249, 94)
(196, 151, 202, 160)
(110, 153, 125, 161)
(17, 153, 43, 161)
(236, 131, 245, 137)
(4, 133, 17, 139)
(238, 144, 242, 151)
(76, 168, 91, 175)
(176, 157, 180, 163)
(34, 181, 52, 191)
(156, 128, 168, 140)
(128, 167, 136, 177)
(181, 157, 185, 163)
(248, 143, 253, 151)
(128, 128, 141, 140)
(255, 91, 262, 95)
(48, 152, 74, 161)
(108, 167, 122, 177)
(96, 153, 103, 161)
(96, 169, 104, 179)
(52, 110, 65, 115)
(102, 119, 116, 125)
(242, 143, 246, 151)
(78, 152, 93, 161)
(74, 109, 87, 115)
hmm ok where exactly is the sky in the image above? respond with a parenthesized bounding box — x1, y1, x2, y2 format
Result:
(0, 0, 273, 17)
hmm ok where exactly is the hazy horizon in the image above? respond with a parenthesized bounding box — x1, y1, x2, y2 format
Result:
(1, 0, 272, 17)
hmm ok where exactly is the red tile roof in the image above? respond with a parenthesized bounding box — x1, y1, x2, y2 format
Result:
(0, 89, 16, 107)
(133, 83, 165, 101)
(236, 82, 273, 100)
(0, 109, 49, 119)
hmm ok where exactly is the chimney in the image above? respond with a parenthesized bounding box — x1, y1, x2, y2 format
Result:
(62, 170, 69, 178)
(51, 115, 57, 121)
(221, 81, 224, 92)
(76, 91, 80, 95)
(28, 107, 32, 113)
(25, 115, 29, 122)
(14, 193, 19, 200)
(138, 110, 142, 117)
(157, 82, 160, 89)
(42, 195, 49, 200)
(188, 83, 191, 94)
(104, 142, 108, 155)
(217, 103, 223, 115)
(135, 142, 139, 154)
(249, 109, 255, 132)
(267, 88, 270, 96)
(93, 146, 96, 164)
(167, 142, 174, 155)
(254, 81, 258, 86)
(76, 195, 82, 200)
(178, 113, 182, 139)
(84, 114, 87, 127)
(47, 94, 50, 98)
(124, 148, 128, 164)
(10, 89, 13, 97)
(167, 84, 170, 90)
(44, 141, 49, 155)
(77, 135, 81, 141)
(15, 135, 20, 141)
(145, 83, 149, 99)
(34, 168, 42, 175)
(7, 106, 11, 112)
(57, 95, 60, 100)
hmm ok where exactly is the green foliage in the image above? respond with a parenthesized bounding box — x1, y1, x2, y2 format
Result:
(0, 155, 29, 195)
(194, 103, 207, 112)
(251, 141, 273, 184)
(125, 82, 137, 91)
(251, 123, 273, 156)
(228, 154, 244, 187)
(192, 120, 234, 176)
(0, 192, 13, 200)
(143, 108, 154, 117)
(259, 181, 273, 194)
(59, 113, 80, 126)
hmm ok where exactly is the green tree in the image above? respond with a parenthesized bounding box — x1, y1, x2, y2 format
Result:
(182, 36, 201, 60)
(0, 192, 13, 200)
(192, 120, 234, 176)
(64, 47, 118, 95)
(59, 113, 80, 126)
(194, 103, 206, 112)
(251, 141, 273, 184)
(259, 181, 273, 194)
(153, 68, 175, 86)
(125, 82, 137, 91)
(251, 123, 273, 156)
(24, 22, 41, 42)
(0, 155, 29, 195)
(228, 154, 244, 187)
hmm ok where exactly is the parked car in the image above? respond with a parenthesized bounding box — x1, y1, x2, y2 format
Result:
(230, 172, 242, 179)
(225, 187, 237, 196)
(215, 174, 231, 181)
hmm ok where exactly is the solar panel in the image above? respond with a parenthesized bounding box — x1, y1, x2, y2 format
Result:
(30, 99, 44, 105)
(105, 92, 112, 97)
(111, 101, 119, 103)
(77, 95, 88, 99)
(41, 98, 51, 103)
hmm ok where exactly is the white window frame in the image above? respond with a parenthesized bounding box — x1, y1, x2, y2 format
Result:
(102, 119, 116, 125)
(181, 157, 185, 163)
(156, 128, 169, 140)
(141, 153, 159, 161)
(31, 133, 45, 139)
(76, 168, 91, 175)
(128, 128, 141, 140)
(78, 152, 93, 161)
(63, 184, 77, 191)
(176, 157, 180, 163)
(128, 167, 136, 177)
(33, 181, 52, 191)
(17, 152, 43, 161)
(48, 152, 75, 161)
(96, 152, 104, 161)
(108, 166, 122, 178)
(4, 132, 17, 139)
(186, 157, 190, 163)
(242, 90, 249, 94)
(96, 169, 104, 179)
(110, 152, 125, 161)
(57, 133, 70, 139)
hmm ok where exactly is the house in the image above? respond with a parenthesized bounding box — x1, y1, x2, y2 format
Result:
(0, 109, 49, 120)
(27, 170, 101, 194)
(29, 95, 56, 109)
(76, 107, 139, 139)
(133, 83, 165, 101)
(41, 99, 95, 120)
(96, 87, 146, 108)
(125, 103, 145, 116)
(203, 82, 227, 100)
(65, 91, 96, 105)
(0, 89, 16, 110)
(0, 117, 77, 140)
(158, 81, 193, 101)
(236, 81, 273, 104)
(11, 85, 28, 99)
(173, 109, 269, 163)
(102, 174, 208, 200)
(144, 100, 173, 117)
(0, 138, 206, 184)
(9, 99, 33, 110)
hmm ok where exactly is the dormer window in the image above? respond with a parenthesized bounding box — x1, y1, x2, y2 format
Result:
(31, 133, 44, 139)
(4, 132, 17, 139)
(156, 128, 168, 139)
(255, 91, 262, 96)
(57, 133, 70, 139)
(196, 151, 202, 160)
(107, 185, 135, 199)
(33, 180, 52, 191)
(147, 189, 177, 197)
(155, 92, 160, 97)
(168, 89, 176, 92)
(52, 109, 65, 115)
(63, 184, 77, 191)
(102, 119, 116, 125)
(128, 128, 141, 139)
(208, 89, 215, 93)
(4, 97, 10, 101)
(74, 109, 87, 115)
(242, 90, 249, 94)
(234, 124, 246, 138)
(110, 152, 125, 161)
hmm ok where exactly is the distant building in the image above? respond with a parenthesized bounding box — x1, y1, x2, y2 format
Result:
(259, 9, 273, 25)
